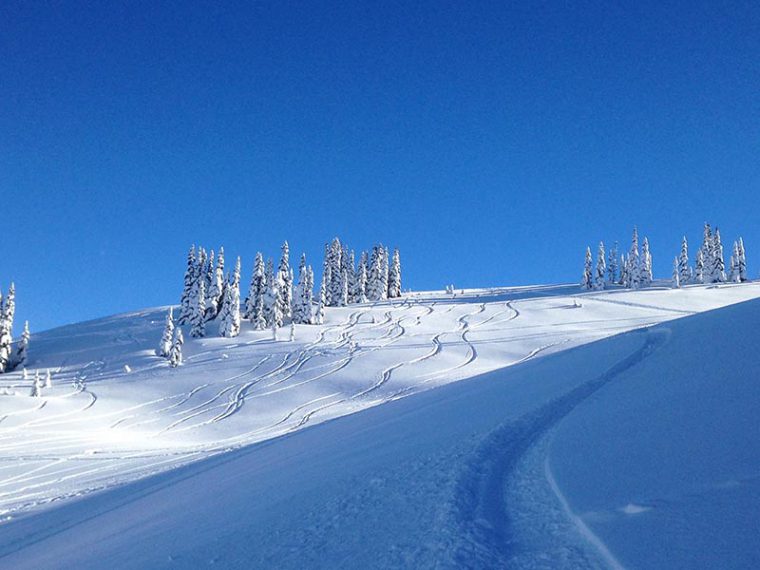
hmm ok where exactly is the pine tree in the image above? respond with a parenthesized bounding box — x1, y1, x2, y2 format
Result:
(700, 223, 714, 281)
(245, 253, 266, 323)
(594, 242, 606, 290)
(607, 242, 618, 284)
(737, 237, 748, 282)
(190, 279, 206, 338)
(159, 308, 174, 357)
(206, 247, 225, 321)
(12, 320, 30, 369)
(327, 238, 344, 306)
(305, 265, 315, 322)
(346, 250, 357, 303)
(619, 254, 628, 286)
(694, 249, 705, 284)
(0, 285, 14, 374)
(293, 255, 314, 324)
(672, 257, 680, 288)
(678, 236, 690, 285)
(641, 237, 653, 287)
(729, 241, 740, 282)
(623, 227, 641, 289)
(45, 369, 52, 389)
(711, 228, 726, 282)
(219, 258, 242, 338)
(355, 261, 368, 303)
(253, 293, 267, 331)
(382, 246, 390, 297)
(169, 328, 184, 368)
(278, 241, 293, 318)
(581, 246, 593, 290)
(315, 277, 326, 325)
(339, 269, 349, 306)
(388, 248, 402, 298)
(31, 370, 42, 397)
(178, 245, 197, 325)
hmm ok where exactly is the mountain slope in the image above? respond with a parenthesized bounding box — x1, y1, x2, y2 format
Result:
(1, 283, 759, 568)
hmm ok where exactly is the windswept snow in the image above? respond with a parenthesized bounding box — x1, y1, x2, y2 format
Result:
(1, 282, 760, 568)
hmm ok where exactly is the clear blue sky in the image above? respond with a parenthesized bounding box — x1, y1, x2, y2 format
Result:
(2, 1, 759, 331)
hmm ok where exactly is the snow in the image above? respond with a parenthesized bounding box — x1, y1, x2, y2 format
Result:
(1, 281, 759, 568)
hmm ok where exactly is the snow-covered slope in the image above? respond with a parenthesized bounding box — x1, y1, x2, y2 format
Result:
(1, 282, 759, 568)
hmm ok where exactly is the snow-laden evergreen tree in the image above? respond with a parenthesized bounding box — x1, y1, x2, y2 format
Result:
(737, 237, 748, 282)
(292, 255, 314, 324)
(355, 260, 368, 304)
(45, 369, 52, 389)
(246, 295, 262, 332)
(388, 248, 402, 298)
(694, 249, 705, 284)
(672, 257, 680, 288)
(190, 279, 207, 338)
(607, 242, 618, 284)
(306, 265, 315, 321)
(711, 228, 726, 283)
(169, 328, 184, 368)
(581, 246, 593, 290)
(314, 276, 326, 325)
(346, 250, 357, 303)
(265, 273, 284, 329)
(678, 236, 690, 285)
(30, 370, 42, 397)
(0, 286, 14, 374)
(206, 247, 225, 321)
(14, 320, 30, 369)
(382, 246, 390, 297)
(339, 269, 349, 306)
(641, 237, 653, 287)
(618, 254, 627, 286)
(158, 308, 174, 357)
(219, 257, 242, 338)
(327, 238, 344, 306)
(594, 242, 606, 290)
(700, 223, 714, 280)
(367, 246, 383, 301)
(278, 242, 293, 318)
(178, 245, 197, 325)
(245, 252, 266, 323)
(627, 227, 641, 289)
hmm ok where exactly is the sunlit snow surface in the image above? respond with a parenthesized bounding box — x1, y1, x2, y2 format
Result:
(1, 282, 759, 568)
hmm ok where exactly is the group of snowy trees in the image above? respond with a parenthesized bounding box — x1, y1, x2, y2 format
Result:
(0, 283, 30, 374)
(159, 239, 402, 366)
(582, 227, 653, 290)
(583, 223, 749, 291)
(672, 223, 747, 288)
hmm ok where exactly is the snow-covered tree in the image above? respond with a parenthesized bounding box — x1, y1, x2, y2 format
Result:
(13, 320, 30, 369)
(355, 261, 368, 304)
(178, 245, 197, 325)
(293, 254, 314, 324)
(278, 242, 293, 318)
(388, 248, 402, 298)
(581, 246, 593, 290)
(737, 237, 748, 282)
(641, 237, 653, 287)
(219, 257, 242, 338)
(326, 238, 344, 306)
(346, 250, 357, 303)
(190, 279, 206, 338)
(678, 236, 690, 285)
(607, 242, 618, 284)
(206, 247, 225, 321)
(169, 328, 184, 368)
(45, 369, 52, 389)
(367, 245, 388, 301)
(672, 257, 680, 288)
(245, 252, 266, 323)
(694, 249, 705, 284)
(594, 242, 606, 290)
(0, 286, 14, 374)
(382, 246, 390, 297)
(158, 308, 174, 357)
(711, 228, 726, 283)
(30, 370, 42, 397)
(315, 276, 326, 325)
(619, 254, 628, 286)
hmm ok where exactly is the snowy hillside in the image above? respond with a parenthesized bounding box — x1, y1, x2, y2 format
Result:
(1, 282, 760, 568)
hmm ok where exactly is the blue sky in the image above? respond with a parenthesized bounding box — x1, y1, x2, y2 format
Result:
(2, 1, 759, 331)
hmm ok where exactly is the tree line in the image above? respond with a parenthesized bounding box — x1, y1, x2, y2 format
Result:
(160, 237, 402, 367)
